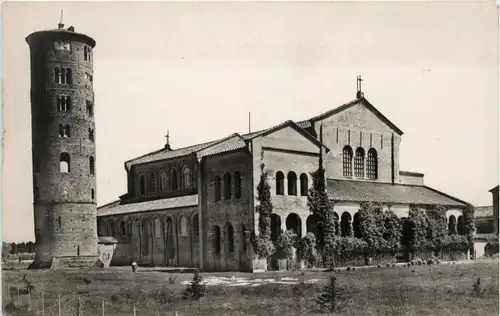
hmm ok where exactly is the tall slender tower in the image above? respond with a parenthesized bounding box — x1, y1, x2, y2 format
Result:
(26, 21, 99, 269)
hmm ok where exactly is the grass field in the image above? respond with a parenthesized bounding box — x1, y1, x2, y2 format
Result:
(2, 259, 499, 316)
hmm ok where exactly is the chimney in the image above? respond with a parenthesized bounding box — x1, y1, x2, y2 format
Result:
(68, 26, 75, 32)
(58, 23, 64, 29)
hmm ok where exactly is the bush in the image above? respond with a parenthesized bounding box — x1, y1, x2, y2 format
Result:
(442, 235, 469, 251)
(252, 166, 275, 260)
(334, 237, 367, 266)
(485, 241, 499, 257)
(316, 275, 338, 312)
(274, 230, 297, 261)
(183, 270, 206, 301)
(297, 233, 318, 268)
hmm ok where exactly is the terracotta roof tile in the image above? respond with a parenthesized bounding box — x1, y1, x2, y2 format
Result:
(327, 179, 466, 207)
(475, 206, 494, 218)
(97, 195, 198, 216)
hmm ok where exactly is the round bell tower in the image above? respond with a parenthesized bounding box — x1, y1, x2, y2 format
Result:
(26, 21, 99, 268)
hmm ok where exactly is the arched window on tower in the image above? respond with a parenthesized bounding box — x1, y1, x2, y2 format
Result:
(366, 148, 378, 180)
(60, 68, 66, 83)
(55, 68, 62, 84)
(56, 95, 71, 112)
(223, 172, 231, 200)
(91, 188, 95, 200)
(84, 46, 88, 61)
(343, 146, 353, 177)
(354, 148, 365, 178)
(149, 171, 156, 193)
(88, 128, 94, 142)
(300, 173, 308, 196)
(65, 68, 72, 84)
(287, 171, 297, 195)
(234, 172, 242, 199)
(86, 100, 94, 116)
(58, 124, 70, 138)
(276, 171, 284, 195)
(89, 156, 95, 175)
(183, 166, 191, 189)
(60, 153, 70, 173)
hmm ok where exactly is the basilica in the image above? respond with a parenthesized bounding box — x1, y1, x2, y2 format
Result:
(97, 84, 468, 272)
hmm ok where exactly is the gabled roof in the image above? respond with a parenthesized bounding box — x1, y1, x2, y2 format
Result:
(297, 97, 404, 136)
(327, 179, 467, 207)
(489, 185, 499, 193)
(244, 120, 330, 152)
(124, 133, 248, 170)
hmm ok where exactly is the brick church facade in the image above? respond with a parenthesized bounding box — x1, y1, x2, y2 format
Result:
(97, 87, 468, 272)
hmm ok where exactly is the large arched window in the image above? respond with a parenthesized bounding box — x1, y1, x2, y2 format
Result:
(154, 217, 162, 238)
(55, 67, 62, 84)
(226, 223, 235, 253)
(149, 172, 156, 193)
(287, 172, 297, 195)
(223, 172, 232, 200)
(234, 172, 242, 199)
(65, 68, 72, 84)
(183, 166, 191, 189)
(89, 156, 95, 175)
(179, 216, 188, 237)
(366, 148, 378, 180)
(300, 173, 308, 196)
(159, 171, 168, 192)
(138, 174, 146, 195)
(343, 146, 353, 177)
(214, 226, 221, 255)
(214, 176, 221, 201)
(170, 168, 179, 191)
(354, 147, 365, 178)
(60, 153, 70, 173)
(276, 171, 284, 195)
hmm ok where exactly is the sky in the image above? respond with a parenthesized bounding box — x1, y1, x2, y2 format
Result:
(2, 1, 499, 242)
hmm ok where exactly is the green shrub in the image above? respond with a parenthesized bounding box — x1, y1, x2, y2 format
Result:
(297, 233, 318, 268)
(274, 230, 297, 261)
(334, 237, 367, 260)
(485, 241, 499, 257)
(183, 270, 206, 301)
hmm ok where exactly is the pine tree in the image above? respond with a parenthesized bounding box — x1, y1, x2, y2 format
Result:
(307, 166, 336, 267)
(252, 164, 275, 259)
(315, 275, 338, 312)
(183, 270, 206, 301)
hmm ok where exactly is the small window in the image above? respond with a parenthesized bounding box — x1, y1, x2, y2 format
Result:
(276, 171, 284, 195)
(58, 124, 70, 138)
(179, 216, 188, 237)
(300, 173, 308, 196)
(60, 153, 70, 173)
(89, 156, 95, 175)
(223, 173, 231, 200)
(55, 68, 62, 84)
(214, 176, 221, 201)
(65, 68, 72, 84)
(183, 166, 191, 188)
(287, 172, 297, 195)
(56, 95, 71, 112)
(89, 128, 94, 142)
(170, 168, 179, 191)
(121, 221, 126, 236)
(160, 171, 168, 192)
(227, 223, 234, 253)
(86, 101, 94, 116)
(234, 172, 242, 199)
(91, 188, 95, 200)
(138, 175, 146, 195)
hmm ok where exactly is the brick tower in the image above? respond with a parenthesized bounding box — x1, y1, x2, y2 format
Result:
(26, 21, 100, 269)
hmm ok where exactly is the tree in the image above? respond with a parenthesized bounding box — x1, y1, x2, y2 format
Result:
(358, 202, 386, 256)
(297, 233, 318, 268)
(382, 209, 402, 254)
(183, 270, 206, 300)
(275, 230, 297, 262)
(307, 165, 336, 268)
(424, 205, 448, 251)
(316, 275, 339, 312)
(463, 204, 476, 245)
(252, 164, 275, 260)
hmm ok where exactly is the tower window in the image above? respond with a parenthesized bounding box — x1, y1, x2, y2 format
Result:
(91, 188, 95, 200)
(60, 153, 70, 173)
(89, 156, 95, 175)
(55, 68, 62, 84)
(58, 124, 70, 138)
(54, 41, 71, 52)
(65, 68, 72, 84)
(56, 95, 71, 112)
(86, 101, 94, 116)
(88, 128, 94, 142)
(84, 46, 92, 62)
(85, 72, 93, 85)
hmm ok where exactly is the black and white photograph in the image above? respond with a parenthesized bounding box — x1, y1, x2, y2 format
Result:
(1, 1, 499, 315)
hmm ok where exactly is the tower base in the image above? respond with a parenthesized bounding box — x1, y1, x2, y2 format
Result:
(28, 256, 103, 270)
